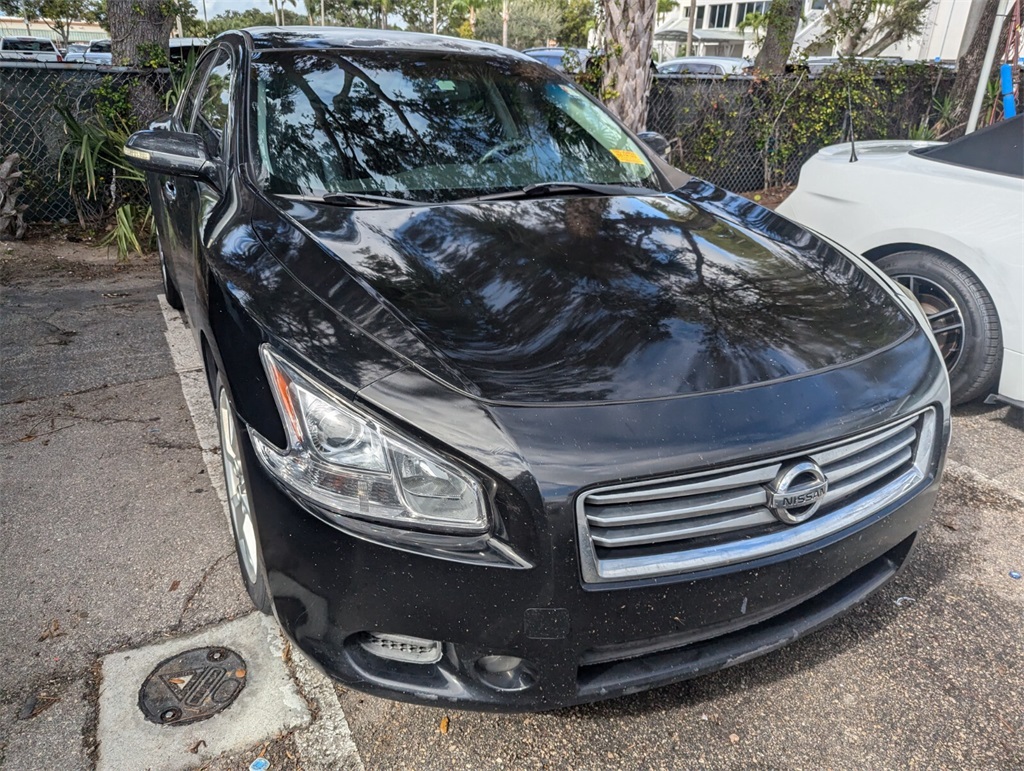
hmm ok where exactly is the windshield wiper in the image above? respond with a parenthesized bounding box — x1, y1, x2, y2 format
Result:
(460, 181, 659, 203)
(319, 192, 420, 208)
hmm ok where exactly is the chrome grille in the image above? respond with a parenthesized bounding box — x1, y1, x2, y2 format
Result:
(577, 408, 936, 583)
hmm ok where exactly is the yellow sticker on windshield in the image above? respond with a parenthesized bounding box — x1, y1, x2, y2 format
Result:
(610, 148, 645, 165)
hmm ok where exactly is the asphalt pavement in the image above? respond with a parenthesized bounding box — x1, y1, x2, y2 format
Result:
(1, 241, 1021, 770)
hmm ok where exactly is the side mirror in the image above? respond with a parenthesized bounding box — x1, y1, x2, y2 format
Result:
(123, 129, 219, 187)
(638, 131, 670, 160)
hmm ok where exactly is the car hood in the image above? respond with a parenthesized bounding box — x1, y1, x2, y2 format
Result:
(254, 179, 914, 405)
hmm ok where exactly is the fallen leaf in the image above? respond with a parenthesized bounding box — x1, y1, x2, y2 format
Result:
(729, 733, 740, 744)
(440, 715, 450, 734)
(18, 693, 60, 720)
(189, 739, 207, 754)
(169, 580, 181, 591)
(281, 640, 291, 663)
(38, 618, 65, 642)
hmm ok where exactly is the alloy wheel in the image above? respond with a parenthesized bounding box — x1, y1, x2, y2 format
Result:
(893, 273, 966, 371)
(218, 387, 259, 584)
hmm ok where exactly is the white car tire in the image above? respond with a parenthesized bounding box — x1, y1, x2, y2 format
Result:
(877, 249, 1002, 406)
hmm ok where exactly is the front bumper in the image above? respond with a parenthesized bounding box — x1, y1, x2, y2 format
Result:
(244, 424, 943, 711)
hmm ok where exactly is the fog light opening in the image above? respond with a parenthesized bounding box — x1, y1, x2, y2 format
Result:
(358, 632, 442, 664)
(474, 655, 537, 692)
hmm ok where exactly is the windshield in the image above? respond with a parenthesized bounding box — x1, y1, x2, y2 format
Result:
(250, 50, 662, 202)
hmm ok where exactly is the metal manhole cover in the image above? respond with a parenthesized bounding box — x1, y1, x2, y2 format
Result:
(138, 647, 247, 726)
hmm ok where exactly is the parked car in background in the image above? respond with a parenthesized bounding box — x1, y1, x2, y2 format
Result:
(169, 36, 209, 64)
(657, 56, 750, 76)
(0, 36, 62, 62)
(794, 55, 905, 76)
(779, 116, 1024, 408)
(522, 46, 590, 73)
(64, 42, 89, 60)
(124, 27, 950, 712)
(65, 38, 111, 64)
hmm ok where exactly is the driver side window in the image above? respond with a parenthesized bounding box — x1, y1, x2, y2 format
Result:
(175, 55, 215, 131)
(191, 49, 232, 161)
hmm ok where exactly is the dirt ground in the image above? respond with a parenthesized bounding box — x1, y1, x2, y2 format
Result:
(0, 232, 147, 284)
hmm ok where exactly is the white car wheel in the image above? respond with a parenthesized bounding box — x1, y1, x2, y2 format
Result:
(878, 250, 1002, 405)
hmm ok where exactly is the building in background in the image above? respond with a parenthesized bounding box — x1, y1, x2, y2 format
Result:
(0, 17, 106, 43)
(654, 0, 976, 63)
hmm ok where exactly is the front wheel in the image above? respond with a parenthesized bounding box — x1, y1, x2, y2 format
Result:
(216, 376, 272, 614)
(877, 249, 1002, 406)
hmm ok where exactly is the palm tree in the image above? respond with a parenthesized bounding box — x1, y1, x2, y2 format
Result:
(600, 0, 658, 133)
(279, 0, 297, 24)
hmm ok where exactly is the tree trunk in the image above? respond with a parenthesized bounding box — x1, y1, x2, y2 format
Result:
(948, 0, 1009, 135)
(753, 0, 801, 75)
(601, 0, 657, 133)
(835, 0, 871, 57)
(107, 0, 174, 128)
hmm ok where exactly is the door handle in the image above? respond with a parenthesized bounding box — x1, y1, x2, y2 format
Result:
(163, 180, 177, 201)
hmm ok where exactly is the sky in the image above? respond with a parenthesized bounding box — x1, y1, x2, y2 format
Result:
(192, 0, 311, 22)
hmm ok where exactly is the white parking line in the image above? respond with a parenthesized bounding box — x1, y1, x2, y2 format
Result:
(158, 294, 365, 770)
(158, 295, 228, 517)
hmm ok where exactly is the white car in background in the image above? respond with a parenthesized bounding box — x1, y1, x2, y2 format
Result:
(0, 36, 62, 61)
(779, 116, 1024, 408)
(656, 56, 751, 76)
(64, 38, 111, 64)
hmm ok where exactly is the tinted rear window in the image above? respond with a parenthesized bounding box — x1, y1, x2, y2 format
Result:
(3, 39, 55, 52)
(915, 115, 1023, 178)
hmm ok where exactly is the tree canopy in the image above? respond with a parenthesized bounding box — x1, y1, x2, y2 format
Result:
(820, 0, 932, 57)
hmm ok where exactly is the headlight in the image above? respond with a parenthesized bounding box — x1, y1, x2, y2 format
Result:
(251, 346, 489, 534)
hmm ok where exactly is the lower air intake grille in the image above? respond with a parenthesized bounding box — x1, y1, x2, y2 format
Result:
(358, 633, 442, 664)
(577, 408, 937, 583)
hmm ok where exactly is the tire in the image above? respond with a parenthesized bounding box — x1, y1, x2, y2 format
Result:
(215, 375, 273, 614)
(158, 236, 184, 311)
(876, 249, 1002, 406)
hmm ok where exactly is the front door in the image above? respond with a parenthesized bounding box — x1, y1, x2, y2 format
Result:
(169, 46, 234, 327)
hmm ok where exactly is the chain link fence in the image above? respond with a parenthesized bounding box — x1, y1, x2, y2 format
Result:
(0, 60, 961, 223)
(647, 65, 957, 193)
(0, 62, 168, 223)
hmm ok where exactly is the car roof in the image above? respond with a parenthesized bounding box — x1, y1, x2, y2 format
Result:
(238, 27, 525, 60)
(661, 56, 747, 63)
(522, 46, 586, 54)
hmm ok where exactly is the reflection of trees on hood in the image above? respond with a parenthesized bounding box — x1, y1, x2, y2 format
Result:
(336, 195, 907, 400)
(220, 218, 401, 391)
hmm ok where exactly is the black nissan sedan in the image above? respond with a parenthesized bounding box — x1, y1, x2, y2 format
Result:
(125, 28, 951, 711)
